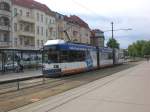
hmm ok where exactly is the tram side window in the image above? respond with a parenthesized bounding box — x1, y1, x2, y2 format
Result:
(69, 51, 85, 62)
(47, 50, 59, 63)
(119, 53, 124, 59)
(108, 53, 113, 59)
(60, 51, 68, 63)
(101, 53, 107, 60)
(60, 50, 86, 62)
(43, 52, 48, 63)
(101, 52, 113, 60)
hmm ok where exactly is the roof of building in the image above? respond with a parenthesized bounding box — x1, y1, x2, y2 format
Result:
(64, 15, 90, 29)
(12, 0, 94, 30)
(12, 0, 52, 15)
(44, 39, 66, 46)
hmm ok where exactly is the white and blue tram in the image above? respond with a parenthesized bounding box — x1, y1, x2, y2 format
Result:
(42, 40, 124, 77)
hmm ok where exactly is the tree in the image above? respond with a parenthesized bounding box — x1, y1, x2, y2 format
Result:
(142, 41, 150, 56)
(133, 40, 146, 57)
(107, 38, 120, 49)
(128, 40, 149, 58)
(128, 44, 137, 57)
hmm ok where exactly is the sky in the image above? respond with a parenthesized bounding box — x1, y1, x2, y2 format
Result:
(36, 0, 150, 48)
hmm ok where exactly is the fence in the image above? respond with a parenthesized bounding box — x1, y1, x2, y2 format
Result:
(0, 75, 45, 94)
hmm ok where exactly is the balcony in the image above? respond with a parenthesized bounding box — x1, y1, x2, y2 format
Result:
(0, 41, 12, 47)
(17, 30, 35, 37)
(48, 23, 56, 29)
(58, 26, 65, 32)
(0, 10, 11, 17)
(17, 15, 35, 24)
(17, 45, 35, 50)
(0, 24, 11, 31)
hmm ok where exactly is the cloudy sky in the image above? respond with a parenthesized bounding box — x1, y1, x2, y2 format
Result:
(36, 0, 150, 48)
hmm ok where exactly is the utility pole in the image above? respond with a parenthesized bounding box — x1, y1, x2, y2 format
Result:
(104, 22, 132, 65)
(111, 22, 114, 39)
(111, 22, 115, 65)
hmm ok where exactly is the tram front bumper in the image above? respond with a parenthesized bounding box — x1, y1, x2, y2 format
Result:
(43, 69, 62, 77)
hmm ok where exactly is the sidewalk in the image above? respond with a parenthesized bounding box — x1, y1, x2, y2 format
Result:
(0, 69, 42, 82)
(10, 61, 150, 112)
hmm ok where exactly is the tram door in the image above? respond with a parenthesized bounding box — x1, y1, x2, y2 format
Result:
(0, 52, 2, 71)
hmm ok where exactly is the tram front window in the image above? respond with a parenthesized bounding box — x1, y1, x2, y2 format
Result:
(43, 50, 59, 63)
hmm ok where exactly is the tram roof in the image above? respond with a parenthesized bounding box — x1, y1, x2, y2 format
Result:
(44, 39, 96, 51)
(44, 40, 113, 52)
(44, 39, 66, 46)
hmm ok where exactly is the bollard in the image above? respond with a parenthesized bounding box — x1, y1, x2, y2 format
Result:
(17, 81, 20, 90)
(42, 75, 45, 84)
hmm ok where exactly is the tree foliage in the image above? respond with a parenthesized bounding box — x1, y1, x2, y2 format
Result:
(142, 41, 150, 56)
(107, 38, 120, 49)
(128, 40, 150, 57)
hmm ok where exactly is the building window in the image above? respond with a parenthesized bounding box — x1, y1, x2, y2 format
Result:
(37, 13, 39, 21)
(37, 26, 39, 35)
(26, 12, 30, 17)
(53, 31, 56, 37)
(20, 38, 23, 45)
(41, 40, 43, 46)
(46, 29, 48, 37)
(41, 14, 43, 22)
(46, 17, 48, 24)
(73, 31, 78, 37)
(85, 33, 88, 37)
(41, 27, 43, 36)
(14, 8, 17, 16)
(20, 10, 22, 16)
(20, 23, 23, 30)
(3, 33, 9, 42)
(15, 38, 17, 46)
(37, 40, 39, 47)
(24, 24, 30, 32)
(49, 19, 51, 24)
(14, 23, 17, 31)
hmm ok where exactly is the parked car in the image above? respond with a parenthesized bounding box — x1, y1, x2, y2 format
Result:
(4, 62, 19, 70)
(0, 64, 2, 71)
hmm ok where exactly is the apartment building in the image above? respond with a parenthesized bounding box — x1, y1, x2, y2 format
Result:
(12, 0, 56, 50)
(65, 15, 91, 44)
(0, 0, 12, 48)
(91, 29, 105, 47)
(0, 0, 93, 50)
(55, 14, 91, 44)
(55, 12, 68, 41)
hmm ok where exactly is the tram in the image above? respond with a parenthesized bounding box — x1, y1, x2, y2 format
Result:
(42, 40, 124, 77)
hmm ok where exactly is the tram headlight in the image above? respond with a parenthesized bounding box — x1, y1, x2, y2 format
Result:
(54, 65, 59, 68)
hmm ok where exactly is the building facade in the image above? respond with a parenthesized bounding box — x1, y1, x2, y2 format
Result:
(55, 13, 68, 41)
(91, 29, 105, 47)
(65, 15, 91, 44)
(11, 0, 56, 50)
(0, 0, 99, 50)
(55, 14, 91, 44)
(0, 0, 12, 48)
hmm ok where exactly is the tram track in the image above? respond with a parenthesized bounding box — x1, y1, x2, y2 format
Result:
(0, 62, 140, 112)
